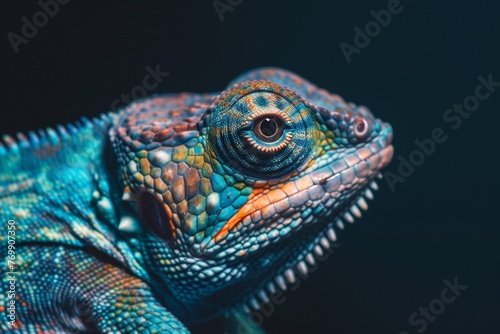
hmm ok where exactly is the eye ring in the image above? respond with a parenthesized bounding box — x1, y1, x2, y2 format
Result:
(354, 118, 370, 140)
(253, 115, 285, 143)
(205, 82, 315, 179)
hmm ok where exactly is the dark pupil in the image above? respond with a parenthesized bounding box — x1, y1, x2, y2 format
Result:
(260, 118, 277, 137)
(253, 115, 284, 142)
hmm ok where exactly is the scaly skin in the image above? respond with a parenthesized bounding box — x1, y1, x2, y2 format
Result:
(0, 68, 393, 333)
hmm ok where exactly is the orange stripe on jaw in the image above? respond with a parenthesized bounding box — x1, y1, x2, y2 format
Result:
(213, 202, 254, 242)
(212, 187, 289, 242)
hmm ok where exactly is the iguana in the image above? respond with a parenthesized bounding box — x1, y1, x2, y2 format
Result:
(0, 68, 393, 333)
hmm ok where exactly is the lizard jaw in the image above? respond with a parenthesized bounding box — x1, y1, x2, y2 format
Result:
(234, 173, 384, 314)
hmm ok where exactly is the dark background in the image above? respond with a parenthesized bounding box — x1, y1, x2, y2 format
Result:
(3, 1, 500, 333)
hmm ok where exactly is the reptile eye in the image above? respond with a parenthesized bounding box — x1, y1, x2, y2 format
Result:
(253, 115, 284, 143)
(354, 118, 370, 140)
(206, 84, 315, 178)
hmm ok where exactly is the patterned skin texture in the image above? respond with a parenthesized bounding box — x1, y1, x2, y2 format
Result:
(0, 68, 393, 333)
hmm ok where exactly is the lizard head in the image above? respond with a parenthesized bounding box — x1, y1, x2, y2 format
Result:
(112, 69, 393, 322)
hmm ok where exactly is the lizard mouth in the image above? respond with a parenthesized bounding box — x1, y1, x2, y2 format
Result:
(235, 170, 386, 313)
(232, 131, 394, 313)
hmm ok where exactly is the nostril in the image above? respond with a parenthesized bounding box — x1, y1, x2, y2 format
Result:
(354, 118, 370, 140)
(138, 191, 173, 242)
